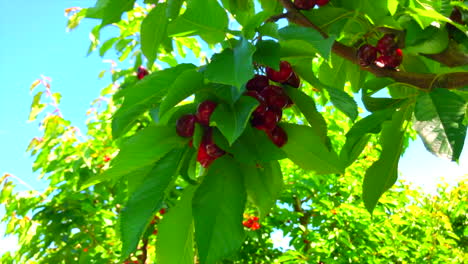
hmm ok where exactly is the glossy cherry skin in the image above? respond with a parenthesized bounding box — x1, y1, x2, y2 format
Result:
(376, 49, 402, 69)
(137, 66, 149, 80)
(251, 107, 282, 132)
(176, 114, 197, 137)
(267, 126, 288, 147)
(260, 85, 291, 109)
(377, 34, 397, 55)
(294, 0, 316, 10)
(357, 44, 378, 67)
(316, 0, 330, 6)
(266, 61, 293, 83)
(196, 100, 217, 126)
(285, 72, 301, 88)
(246, 75, 270, 92)
(197, 140, 213, 168)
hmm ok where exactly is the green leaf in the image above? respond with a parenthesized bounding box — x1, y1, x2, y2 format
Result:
(242, 161, 283, 219)
(363, 108, 410, 214)
(29, 91, 46, 122)
(112, 64, 196, 138)
(284, 87, 328, 144)
(167, 0, 228, 44)
(99, 37, 118, 57)
(205, 38, 255, 90)
(414, 89, 467, 161)
(387, 0, 398, 15)
(121, 149, 184, 259)
(141, 3, 169, 66)
(101, 0, 135, 26)
(166, 0, 184, 19)
(278, 26, 336, 60)
(159, 70, 204, 118)
(210, 96, 259, 145)
(156, 186, 196, 264)
(326, 87, 358, 121)
(340, 109, 396, 167)
(253, 40, 280, 70)
(405, 26, 449, 55)
(193, 156, 246, 264)
(83, 126, 186, 188)
(281, 123, 343, 174)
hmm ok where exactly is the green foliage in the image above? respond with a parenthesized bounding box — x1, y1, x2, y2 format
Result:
(2, 0, 468, 263)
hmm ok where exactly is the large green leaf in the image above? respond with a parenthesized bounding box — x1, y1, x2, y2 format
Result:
(205, 38, 255, 91)
(281, 123, 343, 174)
(363, 108, 410, 214)
(326, 87, 358, 121)
(253, 40, 280, 70)
(156, 186, 196, 264)
(112, 64, 196, 138)
(192, 156, 246, 264)
(414, 89, 467, 161)
(210, 96, 259, 145)
(278, 26, 336, 60)
(141, 3, 169, 66)
(242, 161, 283, 219)
(167, 0, 228, 43)
(83, 126, 186, 188)
(340, 109, 395, 167)
(121, 149, 184, 259)
(159, 69, 204, 118)
(284, 87, 328, 145)
(99, 0, 135, 26)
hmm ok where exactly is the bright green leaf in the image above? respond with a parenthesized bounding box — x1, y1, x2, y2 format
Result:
(278, 26, 336, 60)
(141, 3, 169, 66)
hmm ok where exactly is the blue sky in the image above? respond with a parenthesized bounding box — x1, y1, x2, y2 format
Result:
(0, 0, 467, 255)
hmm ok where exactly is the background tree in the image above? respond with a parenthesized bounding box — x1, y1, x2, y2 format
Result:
(2, 0, 468, 263)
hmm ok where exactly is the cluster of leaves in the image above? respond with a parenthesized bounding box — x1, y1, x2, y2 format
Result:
(2, 0, 468, 263)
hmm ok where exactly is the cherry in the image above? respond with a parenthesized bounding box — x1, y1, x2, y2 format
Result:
(316, 0, 330, 6)
(252, 216, 259, 221)
(205, 142, 225, 158)
(250, 222, 260, 230)
(266, 61, 293, 83)
(285, 72, 300, 88)
(376, 34, 397, 55)
(196, 100, 217, 126)
(243, 219, 254, 228)
(357, 44, 378, 67)
(137, 66, 149, 80)
(197, 140, 213, 168)
(176, 114, 197, 137)
(260, 85, 290, 109)
(159, 208, 166, 215)
(376, 49, 402, 69)
(244, 90, 265, 103)
(251, 108, 282, 132)
(294, 0, 316, 10)
(103, 155, 111, 162)
(267, 126, 288, 147)
(246, 75, 270, 92)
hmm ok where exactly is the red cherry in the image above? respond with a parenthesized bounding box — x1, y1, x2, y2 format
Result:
(285, 72, 300, 88)
(243, 219, 254, 228)
(152, 229, 158, 235)
(137, 66, 149, 80)
(197, 140, 214, 168)
(316, 0, 329, 6)
(357, 44, 378, 67)
(294, 0, 316, 10)
(103, 155, 111, 162)
(246, 75, 270, 92)
(375, 49, 402, 69)
(251, 108, 282, 131)
(205, 142, 225, 158)
(244, 90, 265, 103)
(266, 61, 293, 83)
(250, 222, 261, 230)
(196, 101, 217, 126)
(267, 126, 288, 147)
(376, 34, 397, 55)
(260, 85, 291, 109)
(159, 208, 166, 215)
(176, 114, 197, 138)
(251, 216, 259, 221)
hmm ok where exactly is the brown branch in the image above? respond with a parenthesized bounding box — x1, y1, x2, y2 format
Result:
(277, 0, 468, 90)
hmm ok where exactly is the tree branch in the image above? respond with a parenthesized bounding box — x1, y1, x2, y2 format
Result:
(277, 0, 468, 90)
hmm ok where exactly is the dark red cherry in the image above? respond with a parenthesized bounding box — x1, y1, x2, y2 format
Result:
(376, 48, 402, 69)
(260, 85, 290, 109)
(266, 61, 293, 83)
(251, 108, 282, 132)
(137, 66, 149, 80)
(245, 90, 265, 103)
(267, 126, 288, 147)
(377, 34, 397, 55)
(316, 0, 330, 6)
(357, 44, 378, 67)
(176, 114, 196, 137)
(294, 0, 316, 10)
(196, 100, 217, 126)
(246, 75, 270, 92)
(197, 140, 213, 168)
(285, 72, 300, 88)
(205, 142, 225, 158)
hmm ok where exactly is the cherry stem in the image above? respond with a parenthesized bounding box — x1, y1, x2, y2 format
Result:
(277, 0, 468, 90)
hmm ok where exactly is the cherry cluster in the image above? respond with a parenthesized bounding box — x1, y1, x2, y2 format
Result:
(242, 216, 260, 230)
(245, 61, 300, 148)
(294, 0, 330, 10)
(176, 101, 226, 168)
(357, 34, 403, 69)
(137, 66, 149, 80)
